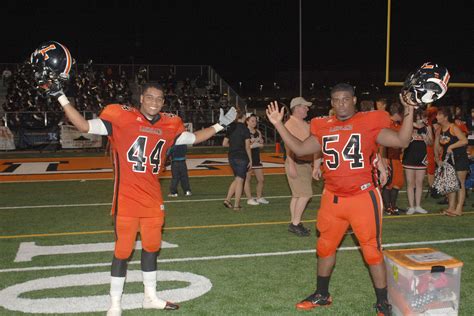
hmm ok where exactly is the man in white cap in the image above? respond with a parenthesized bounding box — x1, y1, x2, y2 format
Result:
(283, 97, 319, 236)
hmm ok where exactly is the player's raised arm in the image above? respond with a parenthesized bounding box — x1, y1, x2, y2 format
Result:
(376, 92, 415, 148)
(192, 107, 237, 144)
(266, 101, 321, 156)
(50, 87, 91, 133)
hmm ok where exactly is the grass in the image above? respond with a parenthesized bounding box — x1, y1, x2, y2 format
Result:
(0, 170, 473, 315)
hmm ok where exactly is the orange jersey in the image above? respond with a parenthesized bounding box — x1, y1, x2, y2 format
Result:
(311, 111, 390, 196)
(100, 104, 185, 217)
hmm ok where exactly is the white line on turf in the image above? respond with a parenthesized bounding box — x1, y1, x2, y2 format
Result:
(1, 237, 472, 273)
(0, 190, 419, 210)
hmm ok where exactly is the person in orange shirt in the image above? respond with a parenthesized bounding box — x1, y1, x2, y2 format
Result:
(266, 83, 416, 315)
(48, 82, 236, 315)
(382, 103, 405, 215)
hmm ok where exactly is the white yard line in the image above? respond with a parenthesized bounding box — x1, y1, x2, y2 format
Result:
(1, 237, 472, 273)
(0, 191, 418, 210)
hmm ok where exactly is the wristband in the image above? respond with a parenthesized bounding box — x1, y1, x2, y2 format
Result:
(58, 95, 70, 107)
(211, 123, 224, 133)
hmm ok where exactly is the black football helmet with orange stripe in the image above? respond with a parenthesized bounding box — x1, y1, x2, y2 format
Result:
(403, 62, 450, 107)
(30, 41, 73, 91)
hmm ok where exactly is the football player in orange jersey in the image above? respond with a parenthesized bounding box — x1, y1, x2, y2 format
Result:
(49, 82, 236, 315)
(266, 83, 416, 316)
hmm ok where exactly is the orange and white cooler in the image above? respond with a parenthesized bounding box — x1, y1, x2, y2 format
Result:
(384, 248, 463, 316)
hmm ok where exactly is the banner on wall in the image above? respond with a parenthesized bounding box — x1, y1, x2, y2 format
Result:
(60, 125, 102, 148)
(0, 126, 15, 150)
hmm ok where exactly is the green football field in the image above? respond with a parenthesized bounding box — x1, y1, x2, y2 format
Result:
(0, 172, 473, 315)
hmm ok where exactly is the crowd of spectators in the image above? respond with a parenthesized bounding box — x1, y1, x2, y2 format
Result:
(1, 63, 233, 133)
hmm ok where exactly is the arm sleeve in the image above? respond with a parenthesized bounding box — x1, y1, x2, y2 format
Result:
(88, 119, 111, 135)
(175, 131, 196, 145)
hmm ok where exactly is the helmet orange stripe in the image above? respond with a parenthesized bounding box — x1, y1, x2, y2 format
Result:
(58, 42, 72, 75)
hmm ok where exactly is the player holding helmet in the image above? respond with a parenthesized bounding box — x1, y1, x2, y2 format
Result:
(267, 84, 417, 316)
(31, 41, 237, 315)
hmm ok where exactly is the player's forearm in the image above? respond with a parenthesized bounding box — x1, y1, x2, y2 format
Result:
(397, 106, 414, 148)
(62, 103, 90, 133)
(193, 126, 217, 144)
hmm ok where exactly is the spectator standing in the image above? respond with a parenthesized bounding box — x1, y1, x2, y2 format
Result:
(435, 107, 469, 216)
(382, 103, 405, 215)
(223, 110, 252, 211)
(402, 109, 433, 214)
(168, 144, 192, 197)
(244, 114, 269, 205)
(284, 97, 316, 237)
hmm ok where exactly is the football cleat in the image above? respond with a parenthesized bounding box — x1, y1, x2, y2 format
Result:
(374, 301, 392, 316)
(296, 292, 332, 310)
(143, 295, 179, 310)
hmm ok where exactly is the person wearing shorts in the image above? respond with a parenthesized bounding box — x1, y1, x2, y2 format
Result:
(284, 97, 317, 236)
(244, 114, 270, 205)
(223, 110, 252, 211)
(435, 107, 469, 216)
(402, 109, 432, 214)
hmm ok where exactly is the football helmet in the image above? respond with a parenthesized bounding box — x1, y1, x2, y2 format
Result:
(403, 62, 450, 106)
(30, 41, 73, 90)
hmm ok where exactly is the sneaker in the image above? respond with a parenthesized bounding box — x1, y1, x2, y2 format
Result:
(168, 193, 178, 197)
(185, 191, 192, 196)
(406, 207, 415, 215)
(247, 198, 259, 205)
(374, 301, 392, 316)
(296, 292, 332, 310)
(415, 206, 428, 214)
(288, 223, 310, 237)
(256, 197, 269, 204)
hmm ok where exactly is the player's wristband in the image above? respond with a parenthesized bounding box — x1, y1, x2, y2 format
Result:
(58, 95, 70, 107)
(211, 123, 224, 133)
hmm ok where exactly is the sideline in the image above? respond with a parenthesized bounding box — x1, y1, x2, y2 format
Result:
(1, 237, 472, 273)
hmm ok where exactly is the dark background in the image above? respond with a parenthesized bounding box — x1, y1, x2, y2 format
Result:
(2, 0, 473, 85)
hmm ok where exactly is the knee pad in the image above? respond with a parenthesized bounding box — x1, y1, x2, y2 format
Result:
(361, 244, 383, 265)
(142, 240, 160, 253)
(114, 245, 134, 260)
(316, 238, 337, 258)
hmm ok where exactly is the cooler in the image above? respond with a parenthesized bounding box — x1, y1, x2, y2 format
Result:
(384, 248, 463, 316)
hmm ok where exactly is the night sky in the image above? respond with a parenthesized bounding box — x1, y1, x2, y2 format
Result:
(2, 0, 473, 84)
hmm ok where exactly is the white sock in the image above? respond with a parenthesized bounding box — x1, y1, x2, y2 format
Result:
(142, 271, 157, 297)
(110, 276, 126, 298)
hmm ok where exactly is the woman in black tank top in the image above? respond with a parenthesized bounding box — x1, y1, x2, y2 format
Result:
(243, 114, 269, 205)
(435, 107, 469, 216)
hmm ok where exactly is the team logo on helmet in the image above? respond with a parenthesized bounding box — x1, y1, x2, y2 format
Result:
(403, 62, 450, 107)
(30, 41, 73, 90)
